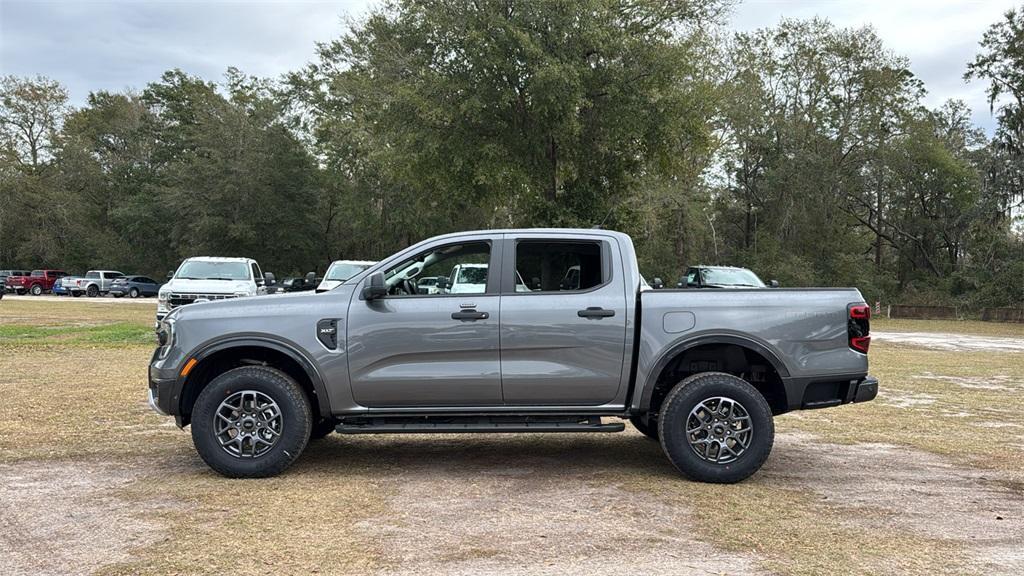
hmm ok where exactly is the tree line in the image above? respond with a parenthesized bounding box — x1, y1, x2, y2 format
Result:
(1, 0, 1021, 309)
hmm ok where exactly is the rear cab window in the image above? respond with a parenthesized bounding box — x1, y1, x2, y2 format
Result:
(511, 241, 605, 293)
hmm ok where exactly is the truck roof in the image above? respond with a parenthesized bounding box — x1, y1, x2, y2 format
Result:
(183, 256, 258, 263)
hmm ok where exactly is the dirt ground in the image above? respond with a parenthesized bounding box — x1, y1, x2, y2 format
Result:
(1, 299, 1022, 575)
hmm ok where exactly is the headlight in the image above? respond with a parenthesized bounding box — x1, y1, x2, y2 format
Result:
(156, 315, 176, 358)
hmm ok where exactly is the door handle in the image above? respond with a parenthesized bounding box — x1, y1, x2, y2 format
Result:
(452, 310, 489, 321)
(577, 307, 615, 318)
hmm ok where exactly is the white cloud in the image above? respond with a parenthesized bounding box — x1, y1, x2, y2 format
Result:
(0, 0, 1015, 133)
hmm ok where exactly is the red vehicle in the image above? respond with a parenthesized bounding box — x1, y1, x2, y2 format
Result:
(4, 269, 68, 295)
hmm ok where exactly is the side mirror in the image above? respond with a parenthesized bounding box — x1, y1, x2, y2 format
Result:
(362, 272, 387, 300)
(167, 271, 174, 280)
(263, 272, 276, 286)
(436, 276, 450, 292)
(769, 279, 780, 288)
(305, 271, 316, 286)
(652, 277, 664, 289)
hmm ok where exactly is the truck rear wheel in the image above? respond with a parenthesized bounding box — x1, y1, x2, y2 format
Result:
(658, 372, 774, 484)
(86, 284, 99, 297)
(191, 366, 312, 478)
(629, 414, 659, 440)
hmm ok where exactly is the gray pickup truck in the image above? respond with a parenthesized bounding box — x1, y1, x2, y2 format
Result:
(149, 229, 877, 482)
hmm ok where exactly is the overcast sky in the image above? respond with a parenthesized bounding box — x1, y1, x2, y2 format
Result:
(0, 0, 1017, 133)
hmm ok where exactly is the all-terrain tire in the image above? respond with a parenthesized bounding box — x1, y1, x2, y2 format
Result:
(191, 366, 313, 478)
(309, 418, 337, 440)
(630, 413, 659, 440)
(86, 284, 99, 297)
(658, 372, 774, 484)
(30, 284, 43, 296)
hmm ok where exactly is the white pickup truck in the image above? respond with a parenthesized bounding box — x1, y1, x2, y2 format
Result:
(157, 257, 269, 322)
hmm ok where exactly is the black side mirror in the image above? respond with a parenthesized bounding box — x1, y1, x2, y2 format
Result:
(652, 277, 664, 289)
(769, 279, 780, 288)
(264, 272, 276, 286)
(436, 276, 450, 292)
(167, 270, 174, 280)
(362, 272, 387, 300)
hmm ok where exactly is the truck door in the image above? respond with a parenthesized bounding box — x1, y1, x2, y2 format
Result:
(499, 235, 628, 405)
(346, 237, 503, 407)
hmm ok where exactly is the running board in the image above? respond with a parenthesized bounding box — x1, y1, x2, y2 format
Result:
(335, 415, 625, 434)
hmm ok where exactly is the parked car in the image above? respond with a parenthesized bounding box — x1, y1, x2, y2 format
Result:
(51, 276, 70, 296)
(148, 228, 877, 481)
(448, 262, 489, 293)
(4, 269, 68, 295)
(316, 260, 376, 292)
(0, 269, 31, 290)
(110, 275, 161, 298)
(678, 265, 777, 289)
(67, 270, 126, 297)
(158, 257, 272, 322)
(281, 272, 320, 293)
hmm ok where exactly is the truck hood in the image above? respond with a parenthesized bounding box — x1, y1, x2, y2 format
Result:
(162, 278, 254, 294)
(174, 285, 354, 321)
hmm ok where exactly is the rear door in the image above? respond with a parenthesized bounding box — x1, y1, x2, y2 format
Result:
(498, 233, 628, 405)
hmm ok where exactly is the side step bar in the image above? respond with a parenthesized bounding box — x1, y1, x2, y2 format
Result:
(336, 415, 625, 434)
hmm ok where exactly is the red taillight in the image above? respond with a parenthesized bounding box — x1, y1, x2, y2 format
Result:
(850, 335, 871, 353)
(848, 304, 871, 353)
(850, 305, 870, 320)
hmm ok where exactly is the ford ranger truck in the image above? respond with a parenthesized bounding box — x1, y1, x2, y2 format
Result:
(148, 229, 878, 482)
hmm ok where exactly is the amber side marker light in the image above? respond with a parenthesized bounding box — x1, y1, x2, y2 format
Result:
(180, 358, 198, 377)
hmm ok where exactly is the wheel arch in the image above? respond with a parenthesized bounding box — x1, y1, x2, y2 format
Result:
(638, 334, 792, 416)
(177, 337, 331, 426)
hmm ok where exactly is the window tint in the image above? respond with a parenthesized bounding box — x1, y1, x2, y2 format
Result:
(139, 277, 155, 284)
(383, 241, 490, 295)
(514, 241, 603, 292)
(31, 270, 43, 277)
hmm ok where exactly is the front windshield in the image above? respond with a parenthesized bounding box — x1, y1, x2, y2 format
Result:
(325, 262, 371, 282)
(176, 261, 250, 281)
(701, 268, 764, 287)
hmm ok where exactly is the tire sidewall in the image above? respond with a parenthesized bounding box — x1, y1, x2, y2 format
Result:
(658, 372, 774, 484)
(31, 284, 42, 296)
(191, 367, 312, 478)
(86, 285, 98, 297)
(129, 287, 139, 298)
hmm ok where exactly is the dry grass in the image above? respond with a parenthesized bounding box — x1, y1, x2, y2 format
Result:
(1, 300, 1022, 575)
(873, 317, 1024, 338)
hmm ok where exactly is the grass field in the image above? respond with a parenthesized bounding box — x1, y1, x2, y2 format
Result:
(1, 298, 1022, 575)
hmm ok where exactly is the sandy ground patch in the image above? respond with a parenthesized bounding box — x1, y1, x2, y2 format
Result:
(354, 437, 766, 576)
(872, 331, 1024, 353)
(764, 433, 1024, 575)
(0, 460, 175, 576)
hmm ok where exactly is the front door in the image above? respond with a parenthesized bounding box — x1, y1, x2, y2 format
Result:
(499, 236, 628, 405)
(347, 238, 502, 407)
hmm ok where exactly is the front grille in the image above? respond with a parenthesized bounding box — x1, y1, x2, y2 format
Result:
(168, 292, 236, 308)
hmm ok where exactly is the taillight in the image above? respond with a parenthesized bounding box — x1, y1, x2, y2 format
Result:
(848, 304, 871, 353)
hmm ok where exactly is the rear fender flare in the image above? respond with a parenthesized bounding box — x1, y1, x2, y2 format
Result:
(636, 333, 791, 413)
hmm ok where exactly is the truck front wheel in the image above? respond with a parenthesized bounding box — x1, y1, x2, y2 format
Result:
(30, 284, 43, 296)
(658, 372, 774, 484)
(191, 366, 313, 478)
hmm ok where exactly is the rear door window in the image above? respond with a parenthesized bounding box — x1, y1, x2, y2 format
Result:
(512, 241, 604, 292)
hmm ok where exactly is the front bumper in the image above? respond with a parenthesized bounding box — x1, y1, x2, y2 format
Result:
(148, 349, 184, 425)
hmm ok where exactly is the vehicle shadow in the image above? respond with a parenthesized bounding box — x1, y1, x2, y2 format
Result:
(293, 431, 676, 479)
